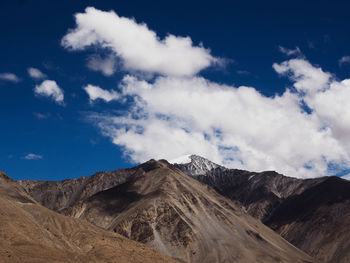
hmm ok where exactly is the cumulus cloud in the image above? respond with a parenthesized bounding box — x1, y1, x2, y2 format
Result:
(64, 9, 349, 178)
(273, 59, 331, 94)
(87, 57, 350, 179)
(275, 60, 350, 150)
(34, 80, 64, 105)
(27, 67, 46, 79)
(23, 153, 43, 160)
(83, 84, 120, 102)
(339, 56, 350, 66)
(61, 7, 217, 76)
(86, 54, 116, 76)
(278, 46, 303, 57)
(0, 72, 20, 82)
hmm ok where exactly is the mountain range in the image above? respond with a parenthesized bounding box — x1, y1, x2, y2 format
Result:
(2, 155, 349, 262)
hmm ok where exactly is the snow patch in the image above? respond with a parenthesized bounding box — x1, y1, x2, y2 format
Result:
(169, 154, 192, 164)
(248, 175, 255, 180)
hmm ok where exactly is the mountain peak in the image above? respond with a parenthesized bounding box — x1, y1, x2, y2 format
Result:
(172, 154, 226, 176)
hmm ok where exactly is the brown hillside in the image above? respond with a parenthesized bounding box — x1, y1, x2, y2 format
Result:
(63, 160, 314, 263)
(0, 170, 180, 263)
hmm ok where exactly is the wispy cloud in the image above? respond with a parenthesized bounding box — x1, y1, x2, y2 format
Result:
(27, 67, 46, 79)
(236, 70, 250, 75)
(278, 46, 303, 57)
(33, 112, 51, 119)
(307, 40, 316, 50)
(23, 153, 43, 160)
(86, 54, 116, 76)
(339, 56, 350, 66)
(0, 72, 20, 83)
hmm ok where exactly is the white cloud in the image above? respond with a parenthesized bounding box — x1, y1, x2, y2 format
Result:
(273, 59, 331, 94)
(27, 67, 46, 79)
(339, 56, 350, 66)
(67, 9, 350, 178)
(87, 57, 350, 179)
(342, 174, 350, 180)
(61, 7, 217, 76)
(86, 54, 116, 76)
(83, 84, 120, 102)
(23, 153, 43, 160)
(278, 46, 302, 57)
(34, 80, 64, 105)
(0, 72, 20, 82)
(276, 62, 350, 149)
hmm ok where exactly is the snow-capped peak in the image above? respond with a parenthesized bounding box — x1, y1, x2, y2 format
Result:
(172, 154, 226, 176)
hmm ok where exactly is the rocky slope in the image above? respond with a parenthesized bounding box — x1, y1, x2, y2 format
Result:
(0, 171, 177, 263)
(18, 168, 136, 212)
(0, 170, 180, 263)
(18, 155, 350, 262)
(174, 155, 322, 220)
(174, 155, 350, 263)
(266, 176, 350, 263)
(62, 160, 313, 263)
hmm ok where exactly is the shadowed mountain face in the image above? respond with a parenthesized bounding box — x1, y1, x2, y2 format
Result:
(19, 168, 136, 212)
(61, 160, 313, 263)
(174, 155, 323, 220)
(0, 170, 180, 263)
(265, 176, 350, 263)
(174, 155, 350, 263)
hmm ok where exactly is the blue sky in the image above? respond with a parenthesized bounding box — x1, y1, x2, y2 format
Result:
(1, 0, 350, 180)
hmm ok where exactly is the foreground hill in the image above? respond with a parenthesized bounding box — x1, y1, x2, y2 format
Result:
(0, 170, 179, 263)
(174, 155, 350, 263)
(62, 160, 313, 263)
